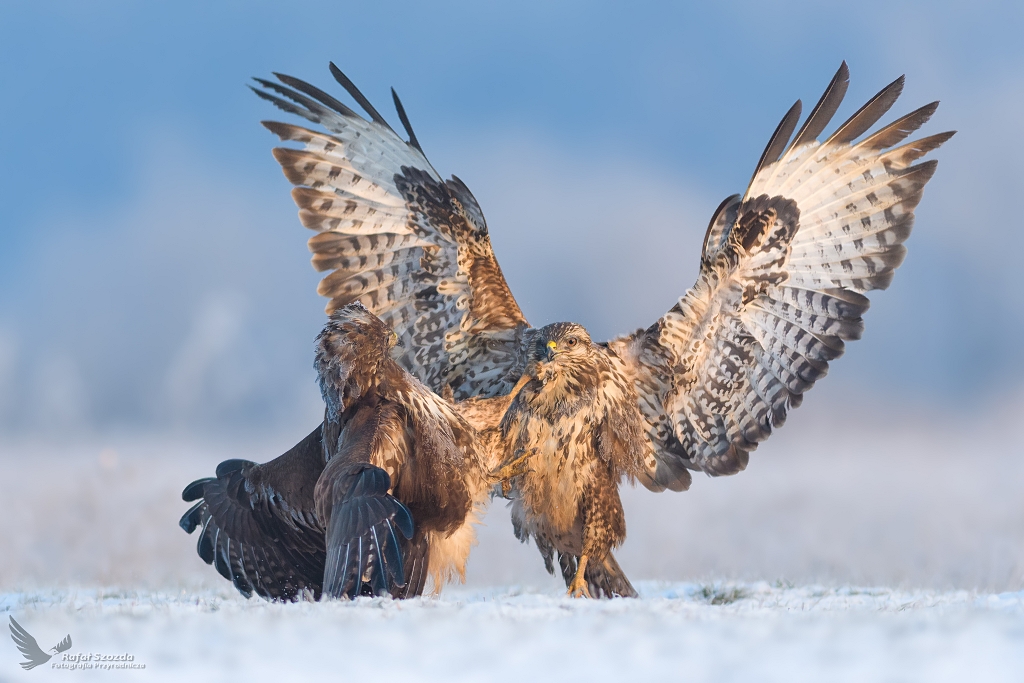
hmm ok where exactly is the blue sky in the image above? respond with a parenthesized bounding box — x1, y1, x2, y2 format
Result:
(1, 1, 1021, 437)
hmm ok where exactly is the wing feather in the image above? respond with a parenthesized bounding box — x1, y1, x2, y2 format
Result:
(179, 428, 327, 601)
(789, 61, 850, 151)
(746, 99, 802, 192)
(612, 65, 953, 481)
(257, 66, 527, 399)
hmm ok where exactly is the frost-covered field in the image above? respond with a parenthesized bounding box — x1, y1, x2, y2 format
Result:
(1, 583, 1023, 682)
(1, 402, 1023, 680)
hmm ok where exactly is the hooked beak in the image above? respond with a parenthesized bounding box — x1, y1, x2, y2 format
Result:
(545, 340, 557, 361)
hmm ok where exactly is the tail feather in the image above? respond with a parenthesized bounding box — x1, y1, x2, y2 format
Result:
(556, 552, 637, 598)
(585, 554, 638, 598)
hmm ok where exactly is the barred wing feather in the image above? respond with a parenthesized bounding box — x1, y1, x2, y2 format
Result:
(611, 63, 954, 486)
(256, 65, 527, 398)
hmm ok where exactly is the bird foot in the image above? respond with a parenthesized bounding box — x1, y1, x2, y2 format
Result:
(493, 450, 535, 497)
(567, 555, 591, 598)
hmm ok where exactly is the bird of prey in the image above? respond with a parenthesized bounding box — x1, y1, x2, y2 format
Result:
(8, 616, 71, 670)
(180, 302, 507, 600)
(253, 61, 952, 597)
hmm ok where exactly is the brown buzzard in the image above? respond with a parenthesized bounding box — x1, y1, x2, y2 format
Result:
(180, 302, 503, 599)
(254, 62, 953, 597)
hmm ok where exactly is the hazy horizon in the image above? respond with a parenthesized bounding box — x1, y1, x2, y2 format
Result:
(2, 2, 1023, 442)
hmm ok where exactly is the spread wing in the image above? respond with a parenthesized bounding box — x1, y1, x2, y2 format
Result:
(610, 63, 954, 488)
(8, 617, 51, 670)
(179, 427, 328, 601)
(255, 64, 528, 399)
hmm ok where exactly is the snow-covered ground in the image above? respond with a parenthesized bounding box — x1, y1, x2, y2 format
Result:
(4, 401, 1023, 593)
(1, 400, 1022, 680)
(1, 583, 1023, 682)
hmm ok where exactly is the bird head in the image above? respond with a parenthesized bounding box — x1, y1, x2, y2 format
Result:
(526, 322, 599, 389)
(315, 302, 401, 413)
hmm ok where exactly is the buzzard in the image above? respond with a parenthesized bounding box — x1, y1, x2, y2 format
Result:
(180, 303, 511, 599)
(253, 62, 953, 597)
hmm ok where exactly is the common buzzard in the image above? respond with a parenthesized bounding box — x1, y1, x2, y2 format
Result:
(180, 303, 512, 599)
(253, 62, 952, 597)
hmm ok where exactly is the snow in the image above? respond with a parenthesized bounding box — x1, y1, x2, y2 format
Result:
(1, 401, 1023, 681)
(1, 583, 1022, 682)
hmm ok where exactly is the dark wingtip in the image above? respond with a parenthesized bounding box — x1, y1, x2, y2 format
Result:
(180, 501, 205, 533)
(380, 521, 407, 587)
(273, 71, 359, 119)
(182, 477, 213, 502)
(391, 87, 424, 153)
(789, 61, 851, 151)
(248, 84, 306, 119)
(327, 62, 394, 132)
(700, 193, 741, 263)
(748, 99, 802, 189)
(826, 73, 906, 146)
(215, 458, 252, 478)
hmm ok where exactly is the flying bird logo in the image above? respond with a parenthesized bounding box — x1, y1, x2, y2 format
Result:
(8, 617, 72, 670)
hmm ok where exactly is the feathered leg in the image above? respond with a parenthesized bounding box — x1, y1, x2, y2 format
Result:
(567, 555, 592, 598)
(569, 467, 628, 598)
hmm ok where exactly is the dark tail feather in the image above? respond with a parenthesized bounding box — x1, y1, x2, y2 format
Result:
(556, 552, 637, 598)
(321, 463, 414, 599)
(392, 531, 430, 598)
(585, 553, 638, 598)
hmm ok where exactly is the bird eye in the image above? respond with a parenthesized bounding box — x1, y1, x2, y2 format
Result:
(566, 337, 578, 347)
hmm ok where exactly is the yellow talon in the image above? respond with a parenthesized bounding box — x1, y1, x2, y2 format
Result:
(567, 555, 591, 598)
(493, 449, 534, 497)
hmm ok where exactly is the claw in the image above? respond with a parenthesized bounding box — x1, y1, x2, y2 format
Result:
(567, 555, 591, 598)
(492, 449, 535, 497)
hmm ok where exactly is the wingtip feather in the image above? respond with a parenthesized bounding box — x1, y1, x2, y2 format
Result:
(747, 99, 802, 191)
(826, 73, 906, 146)
(391, 87, 423, 153)
(789, 61, 851, 150)
(328, 62, 395, 133)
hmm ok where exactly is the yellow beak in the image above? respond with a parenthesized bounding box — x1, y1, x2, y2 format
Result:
(547, 340, 557, 351)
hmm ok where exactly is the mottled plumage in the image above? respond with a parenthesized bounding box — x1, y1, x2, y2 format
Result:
(500, 323, 650, 597)
(253, 66, 527, 401)
(180, 303, 497, 600)
(609, 63, 954, 481)
(257, 62, 952, 596)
